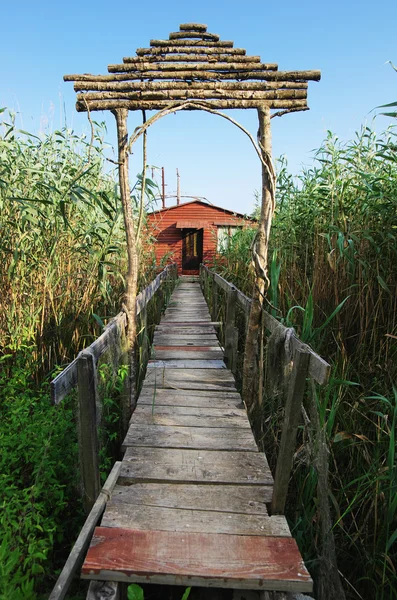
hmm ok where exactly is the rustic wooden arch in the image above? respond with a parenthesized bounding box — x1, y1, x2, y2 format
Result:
(64, 22, 321, 410)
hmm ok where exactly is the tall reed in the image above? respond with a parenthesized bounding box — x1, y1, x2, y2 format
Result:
(214, 124, 397, 600)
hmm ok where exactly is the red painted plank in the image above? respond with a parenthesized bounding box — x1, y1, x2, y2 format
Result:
(82, 527, 312, 591)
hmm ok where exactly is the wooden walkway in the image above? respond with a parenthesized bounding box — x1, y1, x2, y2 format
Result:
(81, 279, 312, 593)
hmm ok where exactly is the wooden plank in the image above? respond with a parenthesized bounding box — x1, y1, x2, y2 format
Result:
(147, 359, 226, 369)
(48, 462, 122, 600)
(138, 389, 242, 408)
(110, 483, 271, 512)
(152, 350, 223, 360)
(153, 335, 219, 345)
(161, 317, 212, 323)
(122, 424, 258, 452)
(134, 405, 246, 419)
(144, 368, 236, 391)
(82, 528, 313, 592)
(130, 409, 250, 429)
(102, 504, 290, 537)
(119, 448, 272, 485)
(214, 271, 235, 294)
(155, 327, 216, 335)
(155, 322, 216, 328)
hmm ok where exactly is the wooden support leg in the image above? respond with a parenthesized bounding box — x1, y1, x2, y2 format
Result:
(224, 287, 238, 373)
(211, 275, 218, 322)
(77, 350, 101, 513)
(271, 348, 310, 515)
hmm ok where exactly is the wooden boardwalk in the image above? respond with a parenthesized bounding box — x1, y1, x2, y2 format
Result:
(81, 279, 312, 593)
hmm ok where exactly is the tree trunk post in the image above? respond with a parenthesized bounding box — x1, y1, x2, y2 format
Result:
(242, 105, 274, 410)
(77, 349, 101, 513)
(113, 108, 139, 433)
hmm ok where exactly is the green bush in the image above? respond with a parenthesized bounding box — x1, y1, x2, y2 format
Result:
(0, 356, 81, 598)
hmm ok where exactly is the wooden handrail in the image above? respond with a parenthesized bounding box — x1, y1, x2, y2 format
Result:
(200, 264, 331, 516)
(51, 263, 177, 404)
(200, 264, 330, 385)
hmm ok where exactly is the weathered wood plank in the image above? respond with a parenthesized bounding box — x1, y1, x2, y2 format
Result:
(82, 528, 313, 592)
(133, 405, 246, 419)
(155, 327, 217, 335)
(130, 409, 250, 429)
(122, 424, 258, 452)
(144, 368, 236, 390)
(152, 350, 223, 360)
(102, 503, 290, 537)
(111, 483, 271, 512)
(147, 359, 226, 369)
(153, 335, 219, 345)
(119, 448, 270, 485)
(138, 388, 242, 408)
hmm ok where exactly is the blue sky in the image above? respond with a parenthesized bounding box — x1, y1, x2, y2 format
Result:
(1, 0, 396, 214)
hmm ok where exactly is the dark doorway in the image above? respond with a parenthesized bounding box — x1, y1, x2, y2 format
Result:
(182, 229, 203, 271)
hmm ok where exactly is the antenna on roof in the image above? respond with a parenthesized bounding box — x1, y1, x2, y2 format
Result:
(176, 169, 181, 206)
(161, 167, 166, 209)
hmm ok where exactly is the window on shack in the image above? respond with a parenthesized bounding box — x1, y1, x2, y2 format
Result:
(217, 226, 241, 252)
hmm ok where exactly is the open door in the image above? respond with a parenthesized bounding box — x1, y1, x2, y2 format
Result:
(182, 229, 203, 272)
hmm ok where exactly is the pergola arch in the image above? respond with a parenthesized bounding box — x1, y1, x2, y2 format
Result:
(64, 22, 320, 408)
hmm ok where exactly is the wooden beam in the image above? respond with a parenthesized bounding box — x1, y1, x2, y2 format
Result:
(136, 46, 247, 56)
(81, 528, 313, 592)
(74, 80, 308, 92)
(108, 61, 278, 73)
(123, 54, 262, 64)
(179, 23, 208, 32)
(48, 461, 121, 600)
(65, 69, 320, 83)
(77, 90, 307, 103)
(150, 39, 234, 48)
(169, 31, 220, 41)
(76, 99, 308, 112)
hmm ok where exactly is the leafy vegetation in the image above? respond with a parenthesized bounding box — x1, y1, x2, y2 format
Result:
(214, 124, 397, 599)
(0, 111, 157, 598)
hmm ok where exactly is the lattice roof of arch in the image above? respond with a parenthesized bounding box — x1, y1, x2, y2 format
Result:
(64, 23, 321, 113)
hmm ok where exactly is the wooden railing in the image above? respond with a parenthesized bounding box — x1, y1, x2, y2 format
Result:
(199, 264, 331, 515)
(51, 263, 178, 513)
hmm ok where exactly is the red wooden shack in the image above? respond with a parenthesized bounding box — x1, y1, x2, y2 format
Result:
(146, 199, 253, 274)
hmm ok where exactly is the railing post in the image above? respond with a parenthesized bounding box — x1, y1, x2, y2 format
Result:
(139, 305, 149, 369)
(77, 349, 101, 513)
(224, 287, 238, 374)
(271, 347, 310, 515)
(211, 274, 218, 321)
